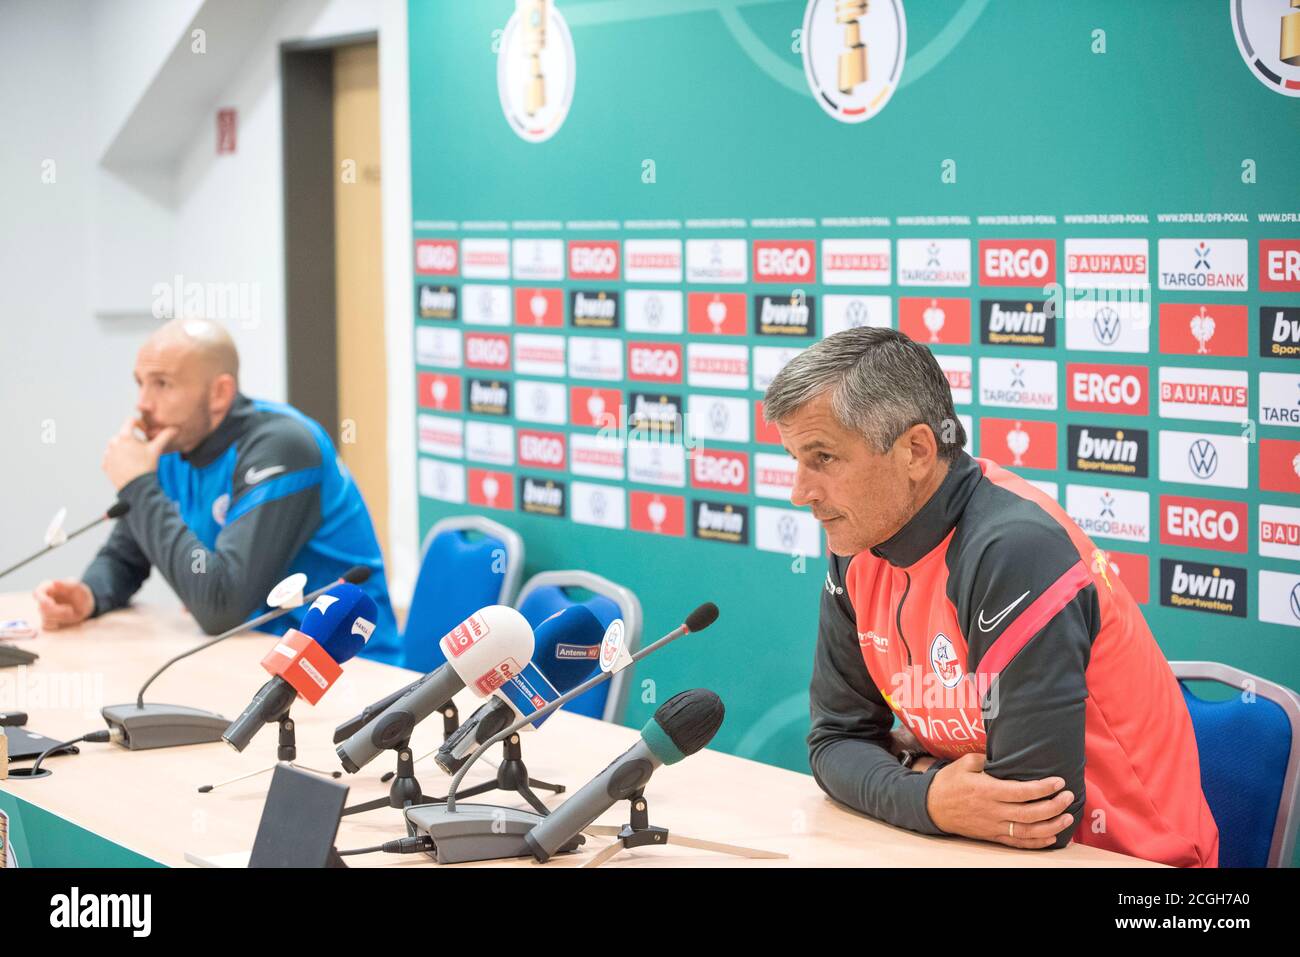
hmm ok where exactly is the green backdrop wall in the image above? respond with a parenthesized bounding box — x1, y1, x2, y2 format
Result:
(405, 0, 1300, 785)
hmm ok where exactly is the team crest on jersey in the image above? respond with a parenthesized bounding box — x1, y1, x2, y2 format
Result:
(929, 633, 963, 688)
(212, 493, 230, 527)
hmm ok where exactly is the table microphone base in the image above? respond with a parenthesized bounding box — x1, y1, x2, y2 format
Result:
(101, 702, 229, 750)
(404, 802, 584, 864)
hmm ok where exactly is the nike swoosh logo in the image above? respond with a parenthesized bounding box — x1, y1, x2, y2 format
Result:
(977, 589, 1031, 633)
(244, 465, 286, 485)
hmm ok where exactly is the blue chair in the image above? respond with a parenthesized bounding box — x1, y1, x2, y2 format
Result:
(360, 516, 524, 672)
(1173, 661, 1300, 867)
(514, 570, 643, 723)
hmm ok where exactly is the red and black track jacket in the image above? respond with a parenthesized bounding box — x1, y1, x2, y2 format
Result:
(808, 451, 1218, 867)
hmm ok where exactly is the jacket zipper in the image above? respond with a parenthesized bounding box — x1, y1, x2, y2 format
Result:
(896, 570, 913, 666)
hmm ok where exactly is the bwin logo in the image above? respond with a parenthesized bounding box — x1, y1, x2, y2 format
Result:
(1092, 307, 1122, 346)
(50, 887, 151, 937)
(1188, 439, 1219, 479)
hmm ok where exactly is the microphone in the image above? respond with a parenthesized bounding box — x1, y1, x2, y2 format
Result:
(101, 566, 374, 751)
(0, 502, 131, 581)
(443, 601, 719, 808)
(436, 604, 606, 773)
(223, 582, 378, 752)
(335, 605, 535, 774)
(525, 689, 724, 862)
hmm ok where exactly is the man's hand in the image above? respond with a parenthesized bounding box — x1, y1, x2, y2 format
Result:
(33, 579, 95, 630)
(926, 753, 1075, 849)
(102, 417, 176, 491)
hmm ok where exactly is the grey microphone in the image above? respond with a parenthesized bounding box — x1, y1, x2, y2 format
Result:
(444, 601, 719, 810)
(523, 688, 725, 863)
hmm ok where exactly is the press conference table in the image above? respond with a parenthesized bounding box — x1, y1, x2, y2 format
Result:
(0, 595, 1156, 868)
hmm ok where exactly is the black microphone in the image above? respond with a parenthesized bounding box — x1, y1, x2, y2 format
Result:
(0, 502, 131, 581)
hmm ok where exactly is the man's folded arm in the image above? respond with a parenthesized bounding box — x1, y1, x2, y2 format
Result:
(112, 425, 323, 635)
(808, 560, 948, 836)
(960, 521, 1098, 849)
(81, 519, 152, 616)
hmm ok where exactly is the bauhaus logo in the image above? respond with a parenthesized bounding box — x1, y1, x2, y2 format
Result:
(979, 239, 1056, 286)
(1160, 559, 1247, 618)
(753, 240, 815, 284)
(979, 299, 1056, 347)
(821, 238, 890, 285)
(1068, 425, 1148, 478)
(1158, 367, 1249, 423)
(1161, 496, 1247, 554)
(1064, 238, 1149, 288)
(1259, 504, 1300, 562)
(1066, 363, 1149, 415)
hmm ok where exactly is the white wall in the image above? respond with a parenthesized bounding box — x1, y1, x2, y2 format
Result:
(0, 0, 416, 612)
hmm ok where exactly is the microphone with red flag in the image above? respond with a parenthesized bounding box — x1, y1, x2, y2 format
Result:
(223, 582, 378, 752)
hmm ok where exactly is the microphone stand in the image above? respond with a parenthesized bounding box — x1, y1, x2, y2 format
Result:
(577, 790, 786, 868)
(198, 704, 341, 793)
(337, 698, 461, 818)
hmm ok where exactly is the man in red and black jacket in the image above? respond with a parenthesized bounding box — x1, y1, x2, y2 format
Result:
(764, 327, 1218, 867)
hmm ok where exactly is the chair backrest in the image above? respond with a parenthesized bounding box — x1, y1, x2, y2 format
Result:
(391, 516, 524, 673)
(1172, 660, 1300, 868)
(514, 570, 643, 723)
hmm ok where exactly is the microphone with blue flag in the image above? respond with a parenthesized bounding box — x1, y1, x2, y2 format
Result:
(435, 604, 606, 773)
(223, 582, 378, 752)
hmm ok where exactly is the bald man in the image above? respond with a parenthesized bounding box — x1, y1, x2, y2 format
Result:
(33, 318, 398, 643)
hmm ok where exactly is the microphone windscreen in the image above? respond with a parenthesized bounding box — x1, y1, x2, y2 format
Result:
(106, 501, 130, 519)
(529, 605, 608, 693)
(299, 582, 379, 665)
(342, 564, 372, 585)
(643, 689, 724, 765)
(684, 602, 719, 633)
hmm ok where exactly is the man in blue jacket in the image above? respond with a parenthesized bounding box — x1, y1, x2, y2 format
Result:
(33, 318, 397, 643)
